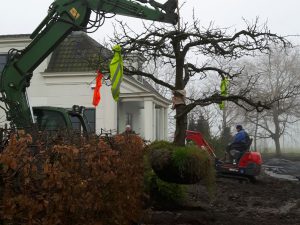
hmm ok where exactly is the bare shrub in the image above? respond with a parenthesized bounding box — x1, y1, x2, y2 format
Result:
(0, 133, 144, 225)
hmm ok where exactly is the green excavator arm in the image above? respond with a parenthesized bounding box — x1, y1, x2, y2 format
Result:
(0, 0, 178, 130)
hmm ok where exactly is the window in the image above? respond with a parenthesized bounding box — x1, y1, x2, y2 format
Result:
(70, 115, 83, 132)
(84, 108, 96, 133)
(33, 109, 67, 131)
(126, 113, 133, 127)
(69, 108, 96, 134)
(0, 54, 8, 73)
(137, 75, 143, 83)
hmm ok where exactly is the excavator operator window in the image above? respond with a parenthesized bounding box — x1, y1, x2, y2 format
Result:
(69, 114, 82, 133)
(68, 110, 93, 135)
(33, 109, 67, 131)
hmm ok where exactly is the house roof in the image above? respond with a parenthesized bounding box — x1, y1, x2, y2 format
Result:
(0, 34, 30, 39)
(46, 31, 112, 72)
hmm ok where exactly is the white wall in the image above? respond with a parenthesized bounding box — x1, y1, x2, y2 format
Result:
(29, 72, 118, 134)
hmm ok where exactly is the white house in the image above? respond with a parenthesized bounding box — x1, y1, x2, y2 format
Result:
(0, 32, 170, 141)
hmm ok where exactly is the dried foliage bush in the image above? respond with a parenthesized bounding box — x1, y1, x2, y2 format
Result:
(0, 133, 145, 225)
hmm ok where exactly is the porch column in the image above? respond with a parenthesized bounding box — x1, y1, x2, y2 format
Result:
(164, 107, 168, 140)
(153, 103, 156, 139)
(144, 100, 154, 141)
(159, 108, 165, 140)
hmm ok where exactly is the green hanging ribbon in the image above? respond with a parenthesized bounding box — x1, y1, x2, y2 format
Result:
(219, 77, 229, 110)
(109, 45, 124, 101)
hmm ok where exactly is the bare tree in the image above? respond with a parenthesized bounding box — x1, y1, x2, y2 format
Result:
(110, 16, 290, 146)
(240, 47, 300, 155)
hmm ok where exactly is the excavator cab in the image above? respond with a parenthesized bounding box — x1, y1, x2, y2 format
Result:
(32, 105, 90, 135)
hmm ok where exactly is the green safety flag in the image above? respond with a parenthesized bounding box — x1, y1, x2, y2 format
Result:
(109, 45, 124, 101)
(219, 77, 229, 110)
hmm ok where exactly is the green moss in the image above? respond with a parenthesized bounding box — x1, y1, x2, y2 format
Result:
(172, 145, 204, 171)
(144, 145, 186, 205)
(144, 168, 186, 205)
(148, 141, 216, 198)
(174, 145, 215, 197)
(149, 140, 173, 151)
(154, 176, 186, 203)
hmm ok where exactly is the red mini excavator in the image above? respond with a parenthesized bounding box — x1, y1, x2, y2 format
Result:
(186, 130, 262, 182)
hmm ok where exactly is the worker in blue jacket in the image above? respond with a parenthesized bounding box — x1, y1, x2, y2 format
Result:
(232, 125, 249, 146)
(226, 125, 251, 162)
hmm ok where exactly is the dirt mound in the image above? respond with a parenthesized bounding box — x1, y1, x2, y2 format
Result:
(141, 173, 300, 225)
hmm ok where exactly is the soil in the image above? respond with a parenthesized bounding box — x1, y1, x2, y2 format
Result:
(140, 170, 300, 225)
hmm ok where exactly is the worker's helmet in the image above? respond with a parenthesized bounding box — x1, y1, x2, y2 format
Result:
(236, 125, 243, 130)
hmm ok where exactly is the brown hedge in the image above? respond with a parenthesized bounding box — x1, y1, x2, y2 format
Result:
(0, 133, 145, 225)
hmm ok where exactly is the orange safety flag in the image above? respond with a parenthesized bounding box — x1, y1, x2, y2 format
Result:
(92, 70, 103, 107)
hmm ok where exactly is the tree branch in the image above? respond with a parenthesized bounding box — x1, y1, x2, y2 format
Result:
(124, 67, 175, 90)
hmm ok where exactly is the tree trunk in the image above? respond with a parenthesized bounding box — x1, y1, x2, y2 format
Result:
(254, 113, 259, 151)
(221, 106, 227, 131)
(274, 136, 281, 156)
(172, 37, 186, 146)
(273, 108, 281, 156)
(174, 104, 187, 146)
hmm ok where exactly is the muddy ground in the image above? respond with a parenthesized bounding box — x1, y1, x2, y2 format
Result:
(141, 167, 300, 225)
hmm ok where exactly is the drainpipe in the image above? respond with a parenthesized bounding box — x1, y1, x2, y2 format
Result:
(117, 101, 119, 134)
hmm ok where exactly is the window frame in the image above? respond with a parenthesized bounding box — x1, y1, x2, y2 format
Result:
(0, 53, 8, 73)
(83, 108, 96, 133)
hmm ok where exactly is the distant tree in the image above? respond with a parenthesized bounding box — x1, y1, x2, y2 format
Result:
(188, 114, 197, 131)
(241, 47, 300, 155)
(188, 112, 211, 140)
(196, 114, 211, 140)
(220, 126, 233, 147)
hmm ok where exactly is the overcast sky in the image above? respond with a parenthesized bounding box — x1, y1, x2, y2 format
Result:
(1, 0, 300, 44)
